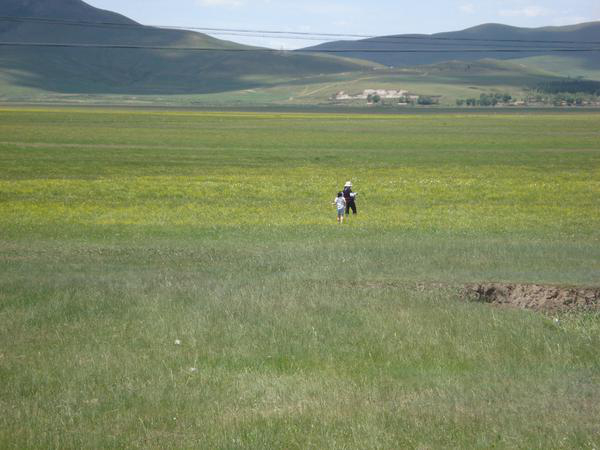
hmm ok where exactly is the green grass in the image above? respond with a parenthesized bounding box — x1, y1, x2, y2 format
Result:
(512, 55, 600, 81)
(1, 108, 599, 448)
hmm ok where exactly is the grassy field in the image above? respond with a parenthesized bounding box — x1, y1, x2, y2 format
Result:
(513, 55, 600, 82)
(1, 108, 599, 448)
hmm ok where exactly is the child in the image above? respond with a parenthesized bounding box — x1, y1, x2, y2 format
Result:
(332, 191, 346, 224)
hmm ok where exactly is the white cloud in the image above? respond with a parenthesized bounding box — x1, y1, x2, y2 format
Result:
(499, 5, 551, 18)
(459, 4, 476, 14)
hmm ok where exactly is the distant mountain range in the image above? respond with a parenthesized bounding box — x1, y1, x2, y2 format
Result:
(301, 22, 600, 69)
(0, 0, 599, 102)
(0, 0, 365, 95)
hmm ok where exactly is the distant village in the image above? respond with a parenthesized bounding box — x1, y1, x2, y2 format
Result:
(332, 89, 441, 105)
(332, 88, 600, 107)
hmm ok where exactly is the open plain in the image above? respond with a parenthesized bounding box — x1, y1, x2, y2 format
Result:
(1, 108, 599, 448)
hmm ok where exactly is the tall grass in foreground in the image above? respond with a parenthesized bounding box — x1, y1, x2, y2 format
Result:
(1, 274, 599, 448)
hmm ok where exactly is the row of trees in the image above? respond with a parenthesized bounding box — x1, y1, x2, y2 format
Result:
(366, 94, 439, 105)
(416, 96, 438, 105)
(535, 80, 600, 95)
(366, 94, 382, 103)
(456, 91, 599, 107)
(456, 93, 512, 107)
(364, 85, 600, 107)
(528, 93, 599, 106)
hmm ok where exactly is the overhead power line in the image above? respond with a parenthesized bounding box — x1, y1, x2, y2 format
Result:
(1, 41, 598, 53)
(1, 15, 600, 46)
(158, 30, 588, 49)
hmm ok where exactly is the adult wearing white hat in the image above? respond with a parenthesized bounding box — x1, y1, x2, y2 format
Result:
(342, 181, 357, 215)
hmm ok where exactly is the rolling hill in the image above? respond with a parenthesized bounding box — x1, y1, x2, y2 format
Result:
(301, 22, 600, 78)
(1, 1, 598, 105)
(0, 0, 368, 95)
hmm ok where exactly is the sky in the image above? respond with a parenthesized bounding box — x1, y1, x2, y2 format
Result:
(86, 0, 600, 49)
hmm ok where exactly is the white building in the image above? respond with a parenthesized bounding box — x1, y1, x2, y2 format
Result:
(335, 89, 412, 101)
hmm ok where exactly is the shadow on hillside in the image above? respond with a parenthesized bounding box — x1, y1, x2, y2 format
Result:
(0, 47, 361, 96)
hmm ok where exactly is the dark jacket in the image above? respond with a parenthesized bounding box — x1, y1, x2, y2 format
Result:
(343, 187, 355, 203)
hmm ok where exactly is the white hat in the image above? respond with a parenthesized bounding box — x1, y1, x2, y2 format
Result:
(344, 181, 352, 187)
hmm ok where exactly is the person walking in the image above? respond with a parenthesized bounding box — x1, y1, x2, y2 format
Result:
(343, 181, 357, 215)
(332, 191, 346, 224)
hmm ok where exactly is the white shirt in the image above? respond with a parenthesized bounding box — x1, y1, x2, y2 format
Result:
(334, 197, 346, 209)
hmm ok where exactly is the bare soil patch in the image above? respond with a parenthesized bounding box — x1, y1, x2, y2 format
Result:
(464, 283, 600, 313)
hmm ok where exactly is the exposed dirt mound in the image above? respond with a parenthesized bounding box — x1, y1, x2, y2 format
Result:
(464, 284, 600, 313)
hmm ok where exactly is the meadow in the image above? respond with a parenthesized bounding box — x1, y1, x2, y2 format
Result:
(1, 108, 599, 448)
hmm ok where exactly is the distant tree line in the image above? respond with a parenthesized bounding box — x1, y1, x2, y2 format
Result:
(456, 93, 512, 107)
(529, 78, 600, 106)
(532, 93, 598, 106)
(416, 96, 438, 105)
(366, 94, 439, 106)
(535, 80, 600, 95)
(454, 81, 600, 108)
(367, 94, 381, 103)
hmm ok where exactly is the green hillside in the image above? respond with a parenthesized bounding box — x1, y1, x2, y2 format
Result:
(511, 55, 600, 80)
(301, 22, 600, 75)
(0, 0, 367, 96)
(231, 59, 561, 106)
(1, 1, 598, 105)
(0, 57, 567, 107)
